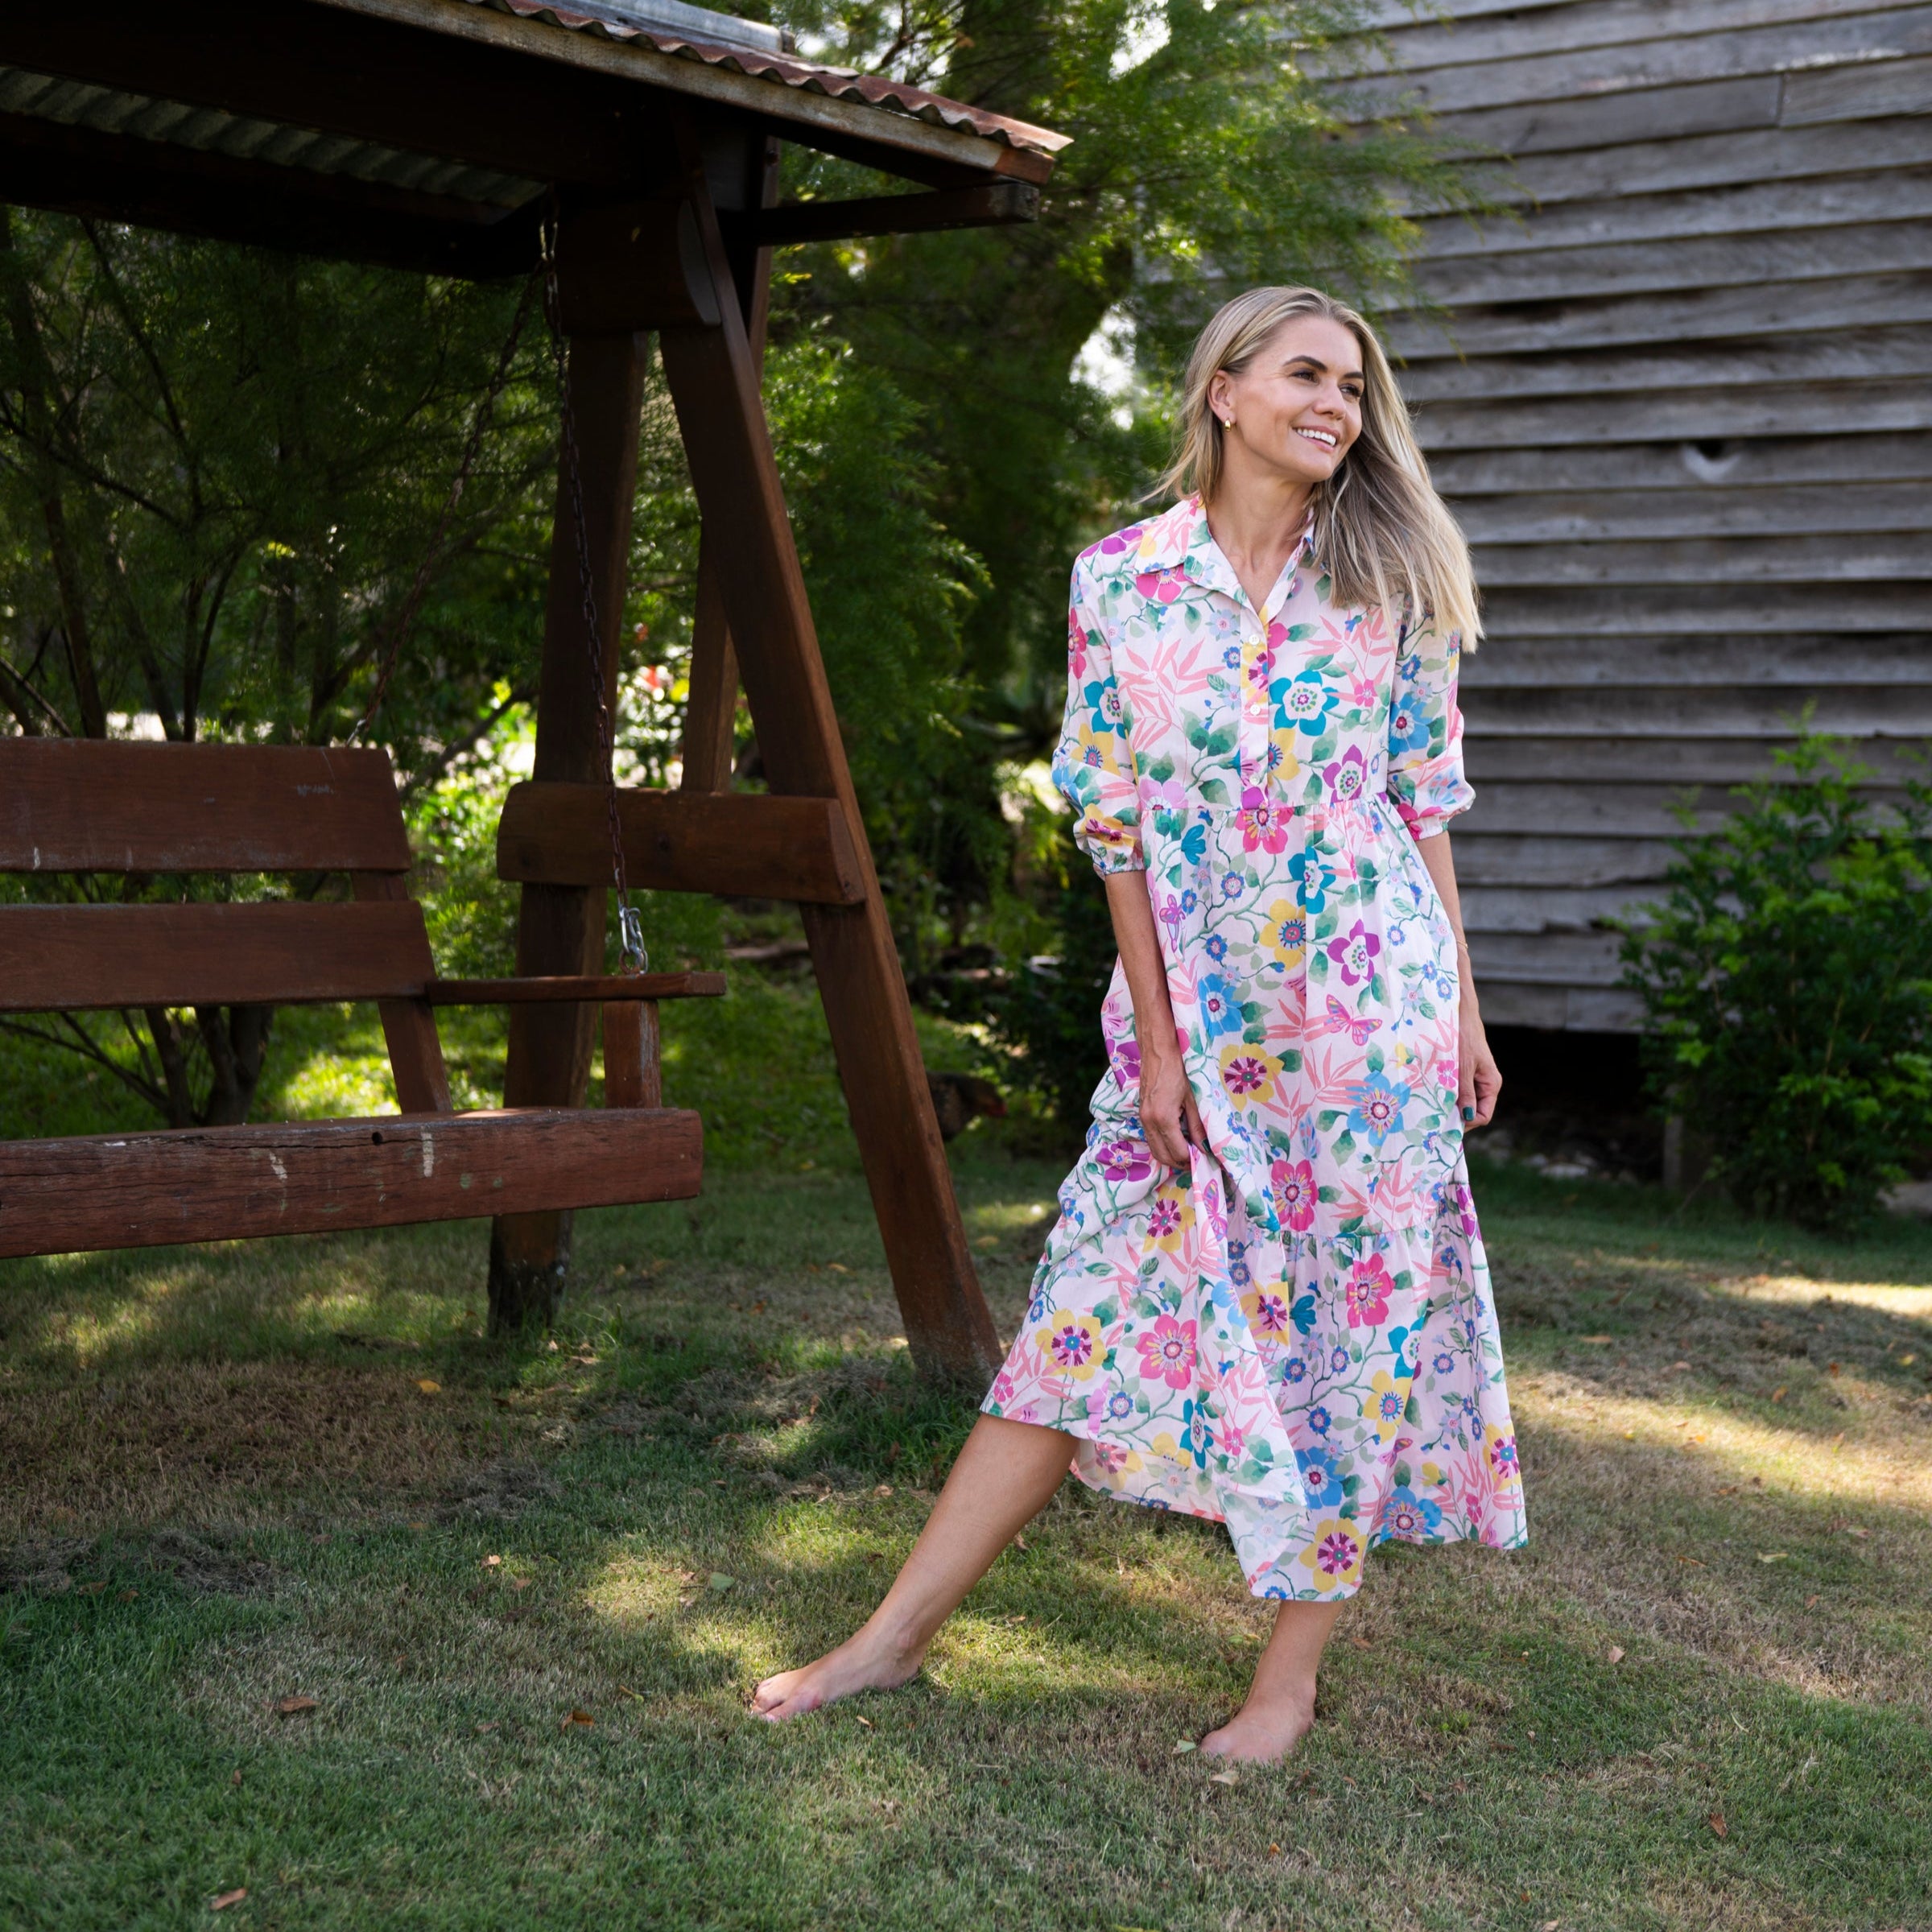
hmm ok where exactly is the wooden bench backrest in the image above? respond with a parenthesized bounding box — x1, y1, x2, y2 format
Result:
(0, 740, 432, 1015)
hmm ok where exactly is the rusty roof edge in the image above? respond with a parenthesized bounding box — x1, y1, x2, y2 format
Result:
(312, 0, 1068, 164)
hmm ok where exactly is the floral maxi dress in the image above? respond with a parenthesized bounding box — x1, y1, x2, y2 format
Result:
(984, 496, 1526, 1600)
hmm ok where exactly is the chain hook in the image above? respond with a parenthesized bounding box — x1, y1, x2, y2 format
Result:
(617, 904, 649, 976)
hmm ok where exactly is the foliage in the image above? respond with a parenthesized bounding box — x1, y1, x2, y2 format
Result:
(1621, 735, 1932, 1230)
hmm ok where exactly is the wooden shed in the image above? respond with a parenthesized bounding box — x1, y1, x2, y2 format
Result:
(1349, 0, 1932, 1032)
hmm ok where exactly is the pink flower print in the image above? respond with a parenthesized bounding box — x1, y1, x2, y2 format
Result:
(1247, 1288, 1294, 1337)
(1344, 1253, 1395, 1327)
(1312, 1525, 1362, 1580)
(1220, 1419, 1249, 1459)
(1095, 525, 1143, 558)
(1134, 567, 1188, 605)
(1236, 786, 1290, 856)
(1221, 1052, 1272, 1099)
(1098, 1138, 1152, 1184)
(1158, 894, 1187, 938)
(1271, 1157, 1317, 1232)
(1140, 774, 1185, 814)
(1067, 609, 1088, 679)
(1487, 1427, 1521, 1484)
(1147, 1194, 1183, 1241)
(1110, 1036, 1142, 1092)
(1135, 1313, 1198, 1390)
(1346, 671, 1380, 712)
(1327, 918, 1381, 986)
(1323, 745, 1370, 807)
(990, 1369, 1015, 1405)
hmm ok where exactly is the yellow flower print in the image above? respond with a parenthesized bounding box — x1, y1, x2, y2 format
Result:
(1147, 1183, 1187, 1252)
(1485, 1423, 1521, 1488)
(1298, 1517, 1364, 1591)
(1241, 1286, 1295, 1342)
(1368, 1369, 1408, 1442)
(1261, 898, 1307, 971)
(1220, 1041, 1282, 1105)
(1035, 1310, 1104, 1381)
(1150, 1430, 1183, 1463)
(1421, 1460, 1445, 1488)
(1269, 729, 1304, 788)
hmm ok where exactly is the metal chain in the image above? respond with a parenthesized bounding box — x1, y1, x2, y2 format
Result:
(539, 210, 646, 975)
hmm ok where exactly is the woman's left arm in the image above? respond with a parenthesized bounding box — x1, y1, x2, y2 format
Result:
(1414, 828, 1501, 1129)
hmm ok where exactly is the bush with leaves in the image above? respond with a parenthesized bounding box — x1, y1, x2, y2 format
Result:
(1620, 736, 1932, 1230)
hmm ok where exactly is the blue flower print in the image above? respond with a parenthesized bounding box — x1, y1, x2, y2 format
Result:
(1289, 847, 1334, 915)
(1381, 1486, 1443, 1538)
(1389, 696, 1430, 758)
(1084, 678, 1124, 737)
(1282, 1356, 1308, 1386)
(1183, 1397, 1216, 1470)
(1291, 1291, 1318, 1336)
(1196, 972, 1245, 1041)
(1330, 1345, 1351, 1374)
(1272, 667, 1337, 738)
(1105, 1389, 1136, 1422)
(1296, 1447, 1340, 1505)
(1432, 1351, 1455, 1375)
(1346, 1071, 1412, 1151)
(1222, 644, 1243, 670)
(1220, 873, 1245, 902)
(1307, 1404, 1331, 1437)
(1204, 932, 1228, 962)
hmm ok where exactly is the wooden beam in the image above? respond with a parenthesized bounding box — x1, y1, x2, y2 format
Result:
(353, 873, 454, 1116)
(553, 200, 720, 332)
(0, 1105, 703, 1260)
(733, 180, 1039, 248)
(489, 327, 649, 1333)
(496, 784, 866, 904)
(601, 1001, 663, 1109)
(656, 130, 1001, 1381)
(427, 972, 724, 1004)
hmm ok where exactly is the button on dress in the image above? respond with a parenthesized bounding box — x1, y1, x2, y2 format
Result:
(983, 496, 1525, 1599)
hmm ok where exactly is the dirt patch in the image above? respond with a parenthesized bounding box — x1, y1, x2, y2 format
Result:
(0, 1359, 502, 1535)
(434, 1459, 560, 1524)
(144, 1527, 276, 1596)
(0, 1536, 92, 1594)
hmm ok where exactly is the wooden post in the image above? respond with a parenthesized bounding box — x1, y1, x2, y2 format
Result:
(486, 327, 648, 1333)
(658, 142, 1001, 1381)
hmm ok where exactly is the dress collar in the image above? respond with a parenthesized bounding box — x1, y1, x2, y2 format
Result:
(1113, 495, 1316, 613)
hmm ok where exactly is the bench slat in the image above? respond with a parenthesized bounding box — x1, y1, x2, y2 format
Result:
(0, 902, 436, 1012)
(0, 1107, 704, 1258)
(0, 741, 411, 875)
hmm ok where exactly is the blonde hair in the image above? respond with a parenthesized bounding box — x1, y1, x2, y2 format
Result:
(1158, 285, 1480, 646)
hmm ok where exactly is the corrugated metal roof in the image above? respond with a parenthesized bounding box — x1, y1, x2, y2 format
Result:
(456, 0, 1069, 157)
(0, 64, 540, 208)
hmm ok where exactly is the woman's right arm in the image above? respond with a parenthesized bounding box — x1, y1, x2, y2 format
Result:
(1104, 871, 1203, 1170)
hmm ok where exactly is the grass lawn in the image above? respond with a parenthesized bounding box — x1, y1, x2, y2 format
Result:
(3, 979, 1931, 1929)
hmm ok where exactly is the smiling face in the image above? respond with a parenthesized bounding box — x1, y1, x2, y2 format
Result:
(1208, 315, 1365, 492)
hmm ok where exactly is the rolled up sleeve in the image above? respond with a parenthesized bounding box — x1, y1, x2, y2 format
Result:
(1386, 608, 1475, 840)
(1051, 556, 1143, 873)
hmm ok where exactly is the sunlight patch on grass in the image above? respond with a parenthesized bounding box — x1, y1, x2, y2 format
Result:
(1719, 1274, 1932, 1320)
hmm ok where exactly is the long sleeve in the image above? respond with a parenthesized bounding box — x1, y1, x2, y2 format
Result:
(1053, 555, 1144, 873)
(1386, 607, 1474, 841)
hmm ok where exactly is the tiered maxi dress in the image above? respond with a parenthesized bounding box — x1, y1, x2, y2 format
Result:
(984, 495, 1526, 1600)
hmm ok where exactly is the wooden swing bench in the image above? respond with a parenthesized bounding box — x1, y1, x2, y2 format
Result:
(0, 738, 723, 1260)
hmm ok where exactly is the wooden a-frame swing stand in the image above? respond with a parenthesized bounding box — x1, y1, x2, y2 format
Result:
(0, 0, 1071, 1379)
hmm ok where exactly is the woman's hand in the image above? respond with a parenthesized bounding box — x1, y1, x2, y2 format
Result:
(1459, 991, 1501, 1129)
(1139, 1038, 1206, 1170)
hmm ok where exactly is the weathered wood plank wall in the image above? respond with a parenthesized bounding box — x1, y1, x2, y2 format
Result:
(1352, 0, 1932, 1029)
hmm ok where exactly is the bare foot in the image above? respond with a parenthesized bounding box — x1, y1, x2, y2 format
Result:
(1198, 1685, 1317, 1764)
(751, 1625, 924, 1722)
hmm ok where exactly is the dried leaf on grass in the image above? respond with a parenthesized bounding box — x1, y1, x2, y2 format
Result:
(210, 1889, 248, 1910)
(275, 1696, 317, 1717)
(415, 1380, 441, 1395)
(561, 1709, 594, 1729)
(1606, 1645, 1626, 1665)
(1708, 1811, 1728, 1839)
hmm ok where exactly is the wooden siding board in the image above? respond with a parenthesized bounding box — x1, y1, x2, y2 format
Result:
(1414, 167, 1932, 257)
(1462, 684, 1932, 735)
(1481, 583, 1930, 634)
(1416, 377, 1932, 448)
(1418, 76, 1784, 156)
(1456, 480, 1930, 542)
(1413, 220, 1932, 308)
(1785, 47, 1932, 118)
(1472, 531, 1930, 583)
(1364, 0, 1926, 75)
(1389, 271, 1932, 359)
(1349, 6, 1932, 117)
(1480, 116, 1932, 207)
(1447, 833, 1683, 887)
(1462, 734, 1932, 778)
(1432, 433, 1932, 493)
(1400, 329, 1932, 402)
(1460, 634, 1932, 685)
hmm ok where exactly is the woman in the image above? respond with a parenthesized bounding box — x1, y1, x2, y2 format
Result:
(754, 286, 1525, 1761)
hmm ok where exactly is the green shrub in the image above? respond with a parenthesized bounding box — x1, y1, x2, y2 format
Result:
(1620, 735, 1932, 1230)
